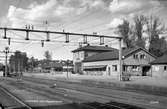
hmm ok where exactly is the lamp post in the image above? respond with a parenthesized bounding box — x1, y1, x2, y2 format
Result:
(66, 60, 69, 79)
(3, 47, 9, 77)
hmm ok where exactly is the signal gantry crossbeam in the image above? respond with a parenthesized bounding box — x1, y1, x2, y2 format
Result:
(0, 27, 122, 39)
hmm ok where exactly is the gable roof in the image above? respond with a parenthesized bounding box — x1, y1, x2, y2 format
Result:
(150, 54, 167, 65)
(83, 47, 156, 62)
(72, 45, 117, 53)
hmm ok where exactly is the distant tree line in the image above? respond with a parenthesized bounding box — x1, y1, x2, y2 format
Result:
(118, 14, 167, 57)
(9, 50, 72, 73)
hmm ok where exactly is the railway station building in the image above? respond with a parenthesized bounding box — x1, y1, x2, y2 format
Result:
(72, 45, 117, 74)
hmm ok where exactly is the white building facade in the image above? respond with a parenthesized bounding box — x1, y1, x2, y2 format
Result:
(72, 45, 117, 74)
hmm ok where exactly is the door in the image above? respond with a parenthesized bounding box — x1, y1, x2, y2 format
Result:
(142, 66, 151, 76)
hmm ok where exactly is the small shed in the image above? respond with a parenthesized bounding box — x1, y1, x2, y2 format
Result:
(150, 54, 167, 77)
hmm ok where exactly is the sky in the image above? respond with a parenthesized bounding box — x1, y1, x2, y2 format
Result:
(0, 0, 167, 61)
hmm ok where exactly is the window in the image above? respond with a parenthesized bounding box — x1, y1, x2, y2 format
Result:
(76, 52, 80, 60)
(112, 65, 117, 71)
(133, 54, 136, 59)
(132, 66, 138, 71)
(80, 52, 84, 58)
(140, 54, 146, 59)
(133, 54, 138, 59)
(164, 66, 167, 71)
(140, 54, 143, 59)
(123, 66, 126, 71)
(154, 66, 159, 71)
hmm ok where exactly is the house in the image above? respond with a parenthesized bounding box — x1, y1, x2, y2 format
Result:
(82, 47, 156, 78)
(150, 54, 167, 77)
(72, 45, 117, 74)
(39, 61, 63, 73)
(37, 60, 74, 74)
(60, 60, 74, 72)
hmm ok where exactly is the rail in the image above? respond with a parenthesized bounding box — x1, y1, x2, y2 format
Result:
(0, 86, 32, 109)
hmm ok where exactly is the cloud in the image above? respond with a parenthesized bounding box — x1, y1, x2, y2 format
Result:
(107, 18, 123, 28)
(109, 0, 161, 14)
(5, 0, 107, 28)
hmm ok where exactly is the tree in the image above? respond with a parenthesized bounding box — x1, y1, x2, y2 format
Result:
(9, 51, 28, 72)
(27, 57, 39, 71)
(133, 15, 147, 48)
(147, 15, 167, 57)
(118, 19, 134, 48)
(44, 51, 52, 61)
(149, 37, 167, 57)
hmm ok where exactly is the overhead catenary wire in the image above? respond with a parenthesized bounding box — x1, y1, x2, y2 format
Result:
(0, 27, 122, 50)
(9, 30, 116, 46)
(0, 27, 121, 39)
(9, 29, 119, 43)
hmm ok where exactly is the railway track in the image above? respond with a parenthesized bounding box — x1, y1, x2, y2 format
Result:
(1, 77, 144, 109)
(0, 83, 136, 109)
(0, 86, 32, 109)
(22, 77, 148, 108)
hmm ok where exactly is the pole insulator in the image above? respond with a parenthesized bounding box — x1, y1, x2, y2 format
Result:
(8, 38, 11, 45)
(46, 32, 50, 41)
(25, 25, 28, 29)
(65, 34, 69, 43)
(3, 28, 7, 39)
(83, 35, 87, 44)
(41, 40, 44, 47)
(25, 30, 29, 40)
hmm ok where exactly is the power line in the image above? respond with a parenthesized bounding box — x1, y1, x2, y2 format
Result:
(50, 10, 98, 28)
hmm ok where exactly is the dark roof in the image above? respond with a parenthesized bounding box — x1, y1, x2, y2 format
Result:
(150, 54, 167, 65)
(83, 47, 156, 62)
(72, 45, 116, 53)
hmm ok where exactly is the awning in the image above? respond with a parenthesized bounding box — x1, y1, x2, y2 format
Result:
(83, 65, 107, 69)
(123, 64, 151, 66)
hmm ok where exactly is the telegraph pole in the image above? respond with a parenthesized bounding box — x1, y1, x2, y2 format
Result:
(118, 38, 122, 81)
(4, 47, 9, 77)
(67, 60, 69, 79)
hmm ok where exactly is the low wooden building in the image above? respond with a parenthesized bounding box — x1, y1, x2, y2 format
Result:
(150, 54, 167, 77)
(83, 47, 156, 78)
